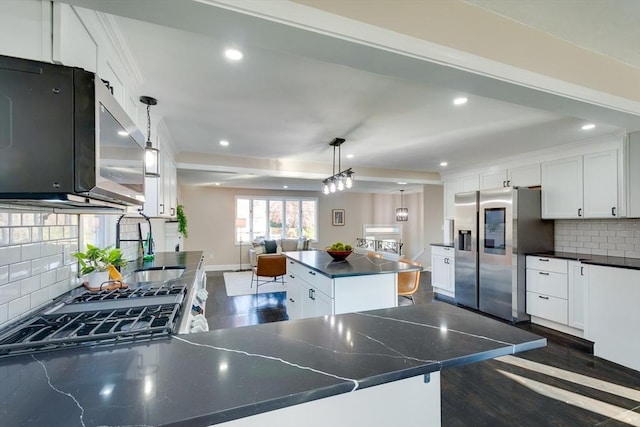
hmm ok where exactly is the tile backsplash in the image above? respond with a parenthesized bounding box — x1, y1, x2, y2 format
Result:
(554, 218, 640, 258)
(0, 210, 80, 328)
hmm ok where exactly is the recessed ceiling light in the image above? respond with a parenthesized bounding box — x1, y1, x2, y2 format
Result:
(219, 140, 229, 146)
(581, 123, 596, 130)
(440, 162, 448, 167)
(283, 185, 288, 189)
(118, 130, 129, 136)
(397, 182, 407, 185)
(346, 154, 354, 159)
(453, 97, 468, 105)
(224, 48, 243, 61)
(214, 182, 220, 186)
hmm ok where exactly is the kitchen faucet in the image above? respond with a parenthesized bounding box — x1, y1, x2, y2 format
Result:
(116, 209, 154, 259)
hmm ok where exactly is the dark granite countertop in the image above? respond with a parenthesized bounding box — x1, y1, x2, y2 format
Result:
(0, 300, 545, 427)
(430, 242, 454, 248)
(530, 251, 640, 271)
(284, 250, 421, 278)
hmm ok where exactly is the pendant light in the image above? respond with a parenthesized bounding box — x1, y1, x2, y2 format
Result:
(140, 96, 160, 177)
(321, 137, 354, 194)
(396, 189, 408, 221)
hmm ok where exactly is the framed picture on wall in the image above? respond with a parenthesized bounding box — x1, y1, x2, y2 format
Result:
(332, 209, 345, 226)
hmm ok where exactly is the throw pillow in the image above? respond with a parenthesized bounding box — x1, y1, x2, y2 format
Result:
(264, 240, 278, 254)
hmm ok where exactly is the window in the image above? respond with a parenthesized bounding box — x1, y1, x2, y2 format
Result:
(236, 196, 318, 243)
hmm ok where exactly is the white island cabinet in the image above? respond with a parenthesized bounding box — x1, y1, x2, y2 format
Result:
(284, 251, 422, 320)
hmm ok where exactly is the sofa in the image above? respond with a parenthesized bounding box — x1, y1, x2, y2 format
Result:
(249, 238, 313, 267)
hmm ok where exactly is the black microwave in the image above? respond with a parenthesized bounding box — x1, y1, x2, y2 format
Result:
(0, 54, 145, 209)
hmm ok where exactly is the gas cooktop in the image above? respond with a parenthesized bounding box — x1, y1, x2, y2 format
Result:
(68, 282, 187, 303)
(0, 303, 181, 358)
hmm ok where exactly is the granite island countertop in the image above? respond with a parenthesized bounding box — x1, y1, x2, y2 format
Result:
(0, 301, 545, 427)
(284, 250, 421, 278)
(530, 251, 640, 271)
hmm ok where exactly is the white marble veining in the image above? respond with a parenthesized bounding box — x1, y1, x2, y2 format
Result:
(357, 312, 517, 347)
(173, 335, 361, 392)
(33, 355, 86, 427)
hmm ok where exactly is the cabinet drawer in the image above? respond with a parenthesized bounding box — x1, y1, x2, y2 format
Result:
(527, 291, 568, 324)
(526, 256, 567, 274)
(432, 246, 454, 258)
(287, 259, 333, 297)
(526, 269, 568, 299)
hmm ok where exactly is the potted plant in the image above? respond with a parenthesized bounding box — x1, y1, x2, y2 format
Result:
(177, 204, 188, 238)
(73, 244, 127, 287)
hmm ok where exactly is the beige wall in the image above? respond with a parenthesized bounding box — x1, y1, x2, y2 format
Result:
(179, 185, 435, 269)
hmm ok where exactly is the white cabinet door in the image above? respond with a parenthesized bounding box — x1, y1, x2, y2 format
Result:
(541, 156, 583, 219)
(312, 288, 333, 317)
(567, 261, 585, 330)
(586, 265, 640, 371)
(509, 163, 541, 187)
(431, 253, 453, 292)
(285, 273, 303, 321)
(0, 0, 52, 61)
(443, 177, 463, 219)
(479, 170, 507, 190)
(583, 150, 618, 218)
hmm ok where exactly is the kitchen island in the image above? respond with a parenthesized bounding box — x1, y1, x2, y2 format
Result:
(0, 298, 545, 426)
(284, 250, 421, 319)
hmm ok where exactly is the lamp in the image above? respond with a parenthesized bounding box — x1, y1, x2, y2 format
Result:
(140, 96, 160, 177)
(235, 218, 247, 271)
(396, 189, 408, 221)
(322, 137, 354, 195)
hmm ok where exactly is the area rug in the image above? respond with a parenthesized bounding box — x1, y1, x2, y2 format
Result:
(223, 271, 287, 297)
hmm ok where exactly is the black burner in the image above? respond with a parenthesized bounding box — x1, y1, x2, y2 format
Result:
(0, 303, 181, 357)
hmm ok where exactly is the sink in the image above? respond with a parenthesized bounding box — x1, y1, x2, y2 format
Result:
(131, 266, 186, 282)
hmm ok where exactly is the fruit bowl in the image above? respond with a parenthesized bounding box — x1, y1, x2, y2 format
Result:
(326, 249, 353, 261)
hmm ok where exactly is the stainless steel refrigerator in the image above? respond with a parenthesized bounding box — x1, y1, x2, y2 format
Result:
(454, 187, 554, 322)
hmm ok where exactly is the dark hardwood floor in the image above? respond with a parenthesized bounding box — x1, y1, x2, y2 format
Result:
(204, 270, 640, 426)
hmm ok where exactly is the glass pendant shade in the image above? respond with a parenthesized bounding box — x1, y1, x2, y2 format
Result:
(396, 207, 409, 221)
(396, 189, 408, 221)
(145, 142, 160, 177)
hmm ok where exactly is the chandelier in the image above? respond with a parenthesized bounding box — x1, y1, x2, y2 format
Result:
(396, 189, 408, 221)
(322, 138, 354, 195)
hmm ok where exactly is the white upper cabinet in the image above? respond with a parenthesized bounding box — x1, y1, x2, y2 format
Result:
(541, 150, 618, 219)
(52, 3, 97, 72)
(443, 177, 463, 219)
(0, 0, 52, 62)
(542, 156, 584, 218)
(479, 170, 507, 190)
(583, 150, 618, 218)
(480, 164, 541, 190)
(509, 163, 541, 187)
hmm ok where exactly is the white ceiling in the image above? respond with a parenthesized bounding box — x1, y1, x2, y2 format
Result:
(64, 0, 638, 193)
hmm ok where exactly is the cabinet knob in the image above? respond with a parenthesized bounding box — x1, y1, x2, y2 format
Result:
(538, 295, 549, 300)
(538, 258, 549, 262)
(289, 298, 295, 303)
(289, 275, 294, 278)
(309, 271, 316, 276)
(539, 272, 549, 276)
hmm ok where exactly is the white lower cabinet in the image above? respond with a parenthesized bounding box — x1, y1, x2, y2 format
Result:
(285, 272, 303, 321)
(585, 265, 640, 372)
(431, 246, 455, 297)
(525, 256, 584, 336)
(567, 260, 586, 329)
